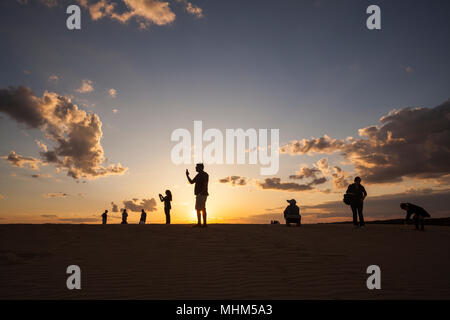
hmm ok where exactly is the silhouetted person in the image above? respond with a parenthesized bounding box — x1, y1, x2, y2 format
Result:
(121, 209, 128, 224)
(400, 203, 430, 231)
(139, 209, 147, 224)
(186, 163, 209, 227)
(346, 177, 367, 227)
(101, 210, 108, 225)
(159, 190, 172, 224)
(284, 199, 301, 226)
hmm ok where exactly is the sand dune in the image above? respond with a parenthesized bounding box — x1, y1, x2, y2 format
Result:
(0, 224, 449, 299)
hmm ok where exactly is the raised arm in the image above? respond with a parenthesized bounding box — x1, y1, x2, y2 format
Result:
(186, 169, 195, 184)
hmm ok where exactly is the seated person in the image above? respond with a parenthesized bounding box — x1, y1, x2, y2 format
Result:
(400, 202, 431, 231)
(284, 199, 301, 226)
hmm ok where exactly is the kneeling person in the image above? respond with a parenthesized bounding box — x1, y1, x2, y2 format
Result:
(284, 199, 301, 227)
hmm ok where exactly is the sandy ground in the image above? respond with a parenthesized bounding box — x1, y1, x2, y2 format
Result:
(0, 224, 449, 299)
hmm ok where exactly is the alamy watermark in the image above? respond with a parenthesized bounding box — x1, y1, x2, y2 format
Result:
(171, 121, 279, 175)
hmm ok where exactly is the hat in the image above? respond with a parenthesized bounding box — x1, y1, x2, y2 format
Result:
(287, 199, 296, 204)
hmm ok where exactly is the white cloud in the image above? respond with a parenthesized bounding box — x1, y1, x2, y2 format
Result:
(108, 88, 117, 98)
(48, 74, 59, 83)
(76, 79, 94, 93)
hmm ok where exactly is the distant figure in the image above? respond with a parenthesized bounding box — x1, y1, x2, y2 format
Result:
(186, 163, 209, 227)
(139, 209, 147, 225)
(101, 210, 108, 225)
(346, 177, 367, 227)
(270, 220, 280, 225)
(284, 199, 301, 227)
(159, 190, 172, 224)
(121, 209, 128, 224)
(400, 203, 431, 231)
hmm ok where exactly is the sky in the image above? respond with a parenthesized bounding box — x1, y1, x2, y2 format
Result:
(0, 0, 449, 224)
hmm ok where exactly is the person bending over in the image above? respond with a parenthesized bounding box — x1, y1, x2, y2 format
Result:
(400, 203, 430, 231)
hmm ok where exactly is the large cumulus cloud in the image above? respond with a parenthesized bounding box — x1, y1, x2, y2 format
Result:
(281, 101, 450, 184)
(0, 86, 128, 179)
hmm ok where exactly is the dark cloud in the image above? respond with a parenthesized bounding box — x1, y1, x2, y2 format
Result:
(31, 173, 51, 178)
(111, 202, 119, 212)
(122, 198, 157, 212)
(289, 164, 328, 187)
(257, 177, 314, 192)
(219, 176, 249, 186)
(43, 192, 68, 198)
(58, 217, 98, 223)
(281, 101, 450, 184)
(0, 86, 127, 179)
(289, 166, 321, 180)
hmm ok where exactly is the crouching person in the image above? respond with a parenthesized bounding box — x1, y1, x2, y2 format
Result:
(284, 199, 301, 227)
(400, 203, 431, 231)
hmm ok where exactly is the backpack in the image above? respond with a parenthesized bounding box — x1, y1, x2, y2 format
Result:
(343, 193, 353, 206)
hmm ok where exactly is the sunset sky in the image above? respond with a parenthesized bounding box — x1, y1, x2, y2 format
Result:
(0, 0, 449, 224)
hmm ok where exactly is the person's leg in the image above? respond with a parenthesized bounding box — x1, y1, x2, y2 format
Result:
(414, 215, 419, 230)
(358, 204, 365, 226)
(420, 217, 425, 231)
(202, 209, 207, 226)
(297, 216, 301, 226)
(196, 210, 202, 226)
(165, 208, 170, 224)
(351, 206, 358, 226)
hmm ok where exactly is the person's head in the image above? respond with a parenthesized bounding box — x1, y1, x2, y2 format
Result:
(141, 209, 145, 213)
(104, 210, 108, 213)
(123, 209, 127, 213)
(400, 203, 408, 210)
(195, 163, 204, 173)
(165, 189, 172, 199)
(354, 176, 361, 185)
(287, 199, 297, 206)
